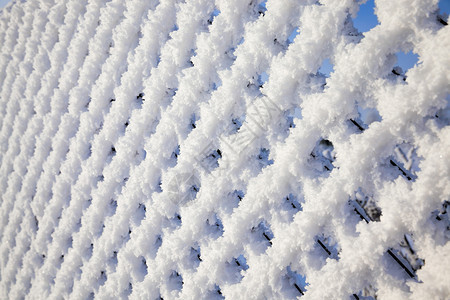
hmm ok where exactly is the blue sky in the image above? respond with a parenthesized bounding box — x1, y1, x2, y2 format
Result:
(322, 0, 450, 75)
(0, 0, 10, 9)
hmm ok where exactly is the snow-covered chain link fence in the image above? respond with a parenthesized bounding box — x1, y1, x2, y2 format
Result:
(0, 0, 449, 299)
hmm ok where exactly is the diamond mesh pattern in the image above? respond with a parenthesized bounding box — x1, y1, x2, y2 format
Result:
(0, 0, 449, 299)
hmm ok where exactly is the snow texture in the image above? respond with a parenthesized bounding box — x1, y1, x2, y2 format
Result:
(0, 0, 449, 299)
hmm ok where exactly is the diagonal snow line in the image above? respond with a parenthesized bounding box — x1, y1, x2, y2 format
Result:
(93, 0, 255, 297)
(5, 1, 115, 298)
(0, 3, 24, 98)
(0, 0, 125, 296)
(0, 0, 62, 222)
(0, 0, 80, 220)
(0, 0, 71, 240)
(0, 1, 50, 292)
(0, 6, 12, 85)
(0, 2, 34, 166)
(0, 0, 59, 284)
(64, 1, 180, 298)
(17, 0, 138, 297)
(34, 0, 168, 298)
(78, 0, 224, 296)
(0, 0, 62, 256)
(0, 0, 70, 155)
(0, 0, 93, 295)
(98, 0, 306, 296)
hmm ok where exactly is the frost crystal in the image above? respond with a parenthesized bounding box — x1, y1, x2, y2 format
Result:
(0, 0, 449, 299)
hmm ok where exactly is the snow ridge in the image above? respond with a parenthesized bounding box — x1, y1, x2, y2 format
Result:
(0, 0, 449, 299)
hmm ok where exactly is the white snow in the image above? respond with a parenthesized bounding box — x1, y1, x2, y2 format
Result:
(0, 0, 449, 299)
